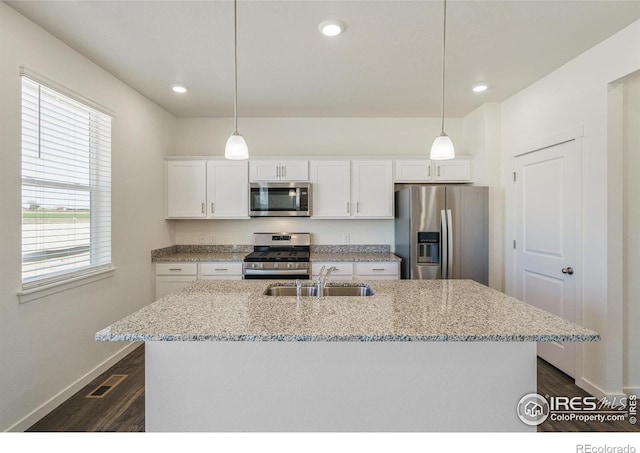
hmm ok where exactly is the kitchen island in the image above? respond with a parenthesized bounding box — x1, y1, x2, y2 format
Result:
(96, 279, 598, 432)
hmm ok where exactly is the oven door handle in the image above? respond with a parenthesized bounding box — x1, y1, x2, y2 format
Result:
(244, 269, 310, 275)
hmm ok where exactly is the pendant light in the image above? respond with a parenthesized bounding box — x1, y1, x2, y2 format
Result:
(225, 0, 249, 160)
(430, 0, 455, 160)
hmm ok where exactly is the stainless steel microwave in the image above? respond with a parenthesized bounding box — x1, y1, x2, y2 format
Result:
(249, 183, 311, 217)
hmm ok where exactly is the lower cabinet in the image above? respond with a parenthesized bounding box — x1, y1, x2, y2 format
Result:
(354, 262, 400, 280)
(155, 262, 242, 299)
(311, 261, 400, 281)
(155, 263, 198, 299)
(311, 262, 355, 280)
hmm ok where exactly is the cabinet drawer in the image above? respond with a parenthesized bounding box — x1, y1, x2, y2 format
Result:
(199, 262, 243, 276)
(355, 262, 399, 275)
(311, 262, 354, 276)
(155, 263, 198, 276)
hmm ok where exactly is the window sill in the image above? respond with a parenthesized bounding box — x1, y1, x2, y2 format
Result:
(17, 267, 117, 304)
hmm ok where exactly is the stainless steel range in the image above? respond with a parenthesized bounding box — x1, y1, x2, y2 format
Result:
(243, 233, 311, 280)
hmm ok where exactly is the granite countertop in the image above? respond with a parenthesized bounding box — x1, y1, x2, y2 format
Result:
(96, 279, 599, 343)
(151, 244, 401, 263)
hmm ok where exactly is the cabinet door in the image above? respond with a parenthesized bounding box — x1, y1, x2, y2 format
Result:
(352, 160, 393, 218)
(155, 276, 197, 299)
(310, 160, 351, 218)
(279, 160, 309, 181)
(166, 161, 206, 218)
(434, 160, 471, 181)
(249, 160, 280, 181)
(394, 159, 433, 182)
(355, 262, 399, 280)
(311, 262, 354, 280)
(206, 161, 249, 218)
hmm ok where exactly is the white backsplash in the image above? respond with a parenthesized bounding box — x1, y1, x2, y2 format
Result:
(173, 218, 394, 249)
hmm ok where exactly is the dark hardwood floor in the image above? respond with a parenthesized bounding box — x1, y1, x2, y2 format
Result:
(26, 345, 640, 433)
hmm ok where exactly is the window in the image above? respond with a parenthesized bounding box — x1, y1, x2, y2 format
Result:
(21, 76, 112, 290)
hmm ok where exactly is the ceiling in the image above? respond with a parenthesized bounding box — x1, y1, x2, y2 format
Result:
(6, 0, 640, 118)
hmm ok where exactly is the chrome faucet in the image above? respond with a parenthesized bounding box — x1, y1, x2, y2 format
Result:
(316, 266, 337, 299)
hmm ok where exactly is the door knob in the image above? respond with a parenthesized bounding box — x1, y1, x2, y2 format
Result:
(561, 267, 574, 275)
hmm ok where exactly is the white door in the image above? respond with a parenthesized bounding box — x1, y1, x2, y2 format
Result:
(206, 160, 248, 218)
(309, 160, 351, 218)
(515, 140, 580, 377)
(352, 160, 393, 218)
(166, 160, 206, 218)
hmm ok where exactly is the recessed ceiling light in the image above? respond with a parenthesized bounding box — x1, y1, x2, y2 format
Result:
(472, 84, 488, 93)
(171, 85, 188, 94)
(318, 20, 345, 37)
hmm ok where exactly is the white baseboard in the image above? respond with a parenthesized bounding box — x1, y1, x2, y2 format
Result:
(576, 376, 627, 401)
(6, 342, 141, 432)
(623, 386, 640, 397)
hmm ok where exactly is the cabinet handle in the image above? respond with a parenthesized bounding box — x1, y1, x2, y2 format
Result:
(356, 202, 360, 213)
(211, 202, 214, 214)
(282, 166, 286, 177)
(372, 268, 385, 271)
(347, 202, 350, 213)
(437, 166, 441, 177)
(277, 166, 280, 178)
(169, 268, 182, 271)
(201, 203, 205, 214)
(428, 166, 431, 177)
(215, 268, 228, 271)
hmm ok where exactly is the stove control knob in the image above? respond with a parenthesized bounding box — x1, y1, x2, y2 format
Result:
(274, 263, 279, 269)
(288, 263, 293, 268)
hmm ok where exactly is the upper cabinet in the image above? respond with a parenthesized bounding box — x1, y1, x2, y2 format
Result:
(249, 159, 309, 182)
(394, 158, 472, 182)
(310, 159, 393, 219)
(166, 159, 248, 219)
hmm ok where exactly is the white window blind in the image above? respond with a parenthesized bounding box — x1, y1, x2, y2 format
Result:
(21, 76, 112, 289)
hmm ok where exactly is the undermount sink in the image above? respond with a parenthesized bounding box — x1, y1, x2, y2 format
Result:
(263, 284, 375, 297)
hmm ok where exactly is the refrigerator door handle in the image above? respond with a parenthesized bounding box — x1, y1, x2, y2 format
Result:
(440, 210, 448, 279)
(447, 209, 454, 279)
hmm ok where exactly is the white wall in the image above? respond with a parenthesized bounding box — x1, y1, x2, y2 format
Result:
(462, 103, 503, 290)
(623, 72, 640, 395)
(173, 117, 476, 249)
(0, 3, 175, 431)
(500, 19, 640, 397)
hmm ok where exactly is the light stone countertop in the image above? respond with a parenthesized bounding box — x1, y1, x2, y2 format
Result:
(96, 279, 599, 343)
(151, 245, 401, 263)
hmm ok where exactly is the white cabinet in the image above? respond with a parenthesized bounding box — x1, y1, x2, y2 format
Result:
(351, 160, 393, 218)
(393, 158, 472, 182)
(311, 262, 354, 280)
(354, 262, 400, 280)
(199, 262, 243, 280)
(394, 159, 433, 182)
(309, 160, 351, 218)
(166, 160, 207, 218)
(434, 160, 471, 181)
(206, 161, 249, 218)
(154, 263, 198, 299)
(166, 159, 248, 219)
(310, 159, 393, 219)
(249, 159, 309, 182)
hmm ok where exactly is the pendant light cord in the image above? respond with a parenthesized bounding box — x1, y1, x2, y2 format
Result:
(440, 0, 447, 135)
(233, 0, 239, 134)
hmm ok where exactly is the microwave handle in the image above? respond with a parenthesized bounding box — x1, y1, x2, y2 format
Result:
(296, 188, 301, 210)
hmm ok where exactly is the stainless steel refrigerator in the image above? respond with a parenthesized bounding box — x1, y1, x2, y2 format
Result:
(394, 185, 488, 284)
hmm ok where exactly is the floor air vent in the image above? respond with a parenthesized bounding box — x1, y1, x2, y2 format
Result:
(86, 374, 127, 399)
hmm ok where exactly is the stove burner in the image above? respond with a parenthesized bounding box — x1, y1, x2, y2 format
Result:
(244, 250, 310, 262)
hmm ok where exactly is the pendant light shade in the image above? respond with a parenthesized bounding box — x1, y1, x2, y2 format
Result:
(225, 0, 249, 160)
(225, 132, 249, 160)
(430, 133, 455, 160)
(430, 0, 455, 161)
